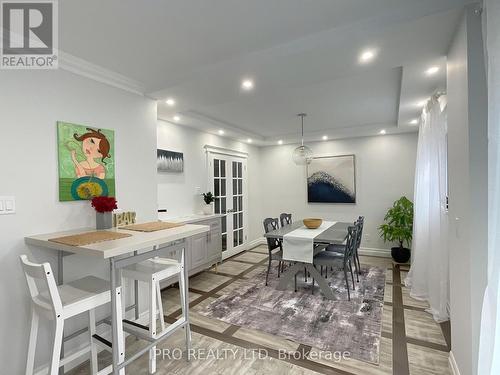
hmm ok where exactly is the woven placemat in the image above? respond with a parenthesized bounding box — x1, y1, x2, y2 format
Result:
(49, 231, 132, 246)
(119, 221, 185, 232)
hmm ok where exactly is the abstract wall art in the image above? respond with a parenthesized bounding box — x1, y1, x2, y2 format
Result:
(157, 149, 184, 172)
(307, 155, 356, 203)
(57, 122, 115, 201)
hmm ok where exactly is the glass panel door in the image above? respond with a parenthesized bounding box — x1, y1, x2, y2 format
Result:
(209, 153, 247, 259)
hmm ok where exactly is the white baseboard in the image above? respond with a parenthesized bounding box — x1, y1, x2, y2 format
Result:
(246, 237, 266, 250)
(358, 247, 391, 258)
(449, 351, 461, 375)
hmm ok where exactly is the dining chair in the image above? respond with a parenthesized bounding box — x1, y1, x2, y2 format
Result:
(263, 218, 296, 289)
(279, 213, 292, 227)
(325, 218, 363, 281)
(20, 254, 113, 375)
(313, 226, 357, 300)
(121, 254, 191, 374)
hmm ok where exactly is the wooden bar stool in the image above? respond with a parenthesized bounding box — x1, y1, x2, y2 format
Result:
(121, 255, 191, 374)
(20, 254, 115, 375)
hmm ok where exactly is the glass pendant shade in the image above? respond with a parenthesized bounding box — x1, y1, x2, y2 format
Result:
(293, 145, 313, 165)
(293, 113, 313, 165)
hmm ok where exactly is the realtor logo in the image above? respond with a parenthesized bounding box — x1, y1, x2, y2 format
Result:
(1, 0, 58, 69)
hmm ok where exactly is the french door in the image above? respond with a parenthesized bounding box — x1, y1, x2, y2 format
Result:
(208, 153, 248, 259)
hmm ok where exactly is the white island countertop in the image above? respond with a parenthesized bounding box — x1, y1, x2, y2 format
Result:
(25, 224, 209, 259)
(158, 213, 223, 224)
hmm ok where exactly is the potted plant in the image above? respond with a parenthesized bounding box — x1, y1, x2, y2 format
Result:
(91, 196, 118, 229)
(201, 192, 214, 215)
(379, 196, 414, 263)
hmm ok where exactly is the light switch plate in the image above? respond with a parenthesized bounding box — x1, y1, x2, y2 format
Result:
(0, 196, 15, 215)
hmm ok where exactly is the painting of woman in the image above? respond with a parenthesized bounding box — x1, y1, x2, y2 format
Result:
(57, 122, 115, 201)
(71, 128, 111, 179)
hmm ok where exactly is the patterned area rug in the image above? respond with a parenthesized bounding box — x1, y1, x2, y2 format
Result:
(201, 265, 385, 364)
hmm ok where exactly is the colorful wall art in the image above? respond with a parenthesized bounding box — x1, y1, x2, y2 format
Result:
(57, 121, 116, 201)
(307, 155, 356, 203)
(157, 149, 184, 172)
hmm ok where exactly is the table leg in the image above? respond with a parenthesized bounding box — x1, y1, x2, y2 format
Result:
(276, 262, 335, 300)
(276, 263, 303, 291)
(133, 251, 139, 320)
(304, 264, 335, 300)
(180, 246, 192, 360)
(110, 258, 125, 375)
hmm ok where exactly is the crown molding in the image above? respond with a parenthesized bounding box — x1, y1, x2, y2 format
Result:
(59, 51, 146, 96)
(204, 145, 248, 158)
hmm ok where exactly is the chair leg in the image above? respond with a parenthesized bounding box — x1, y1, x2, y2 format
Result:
(25, 308, 39, 375)
(149, 279, 157, 374)
(49, 318, 64, 375)
(294, 273, 297, 292)
(349, 261, 355, 290)
(89, 309, 98, 375)
(356, 250, 361, 278)
(304, 267, 308, 282)
(156, 281, 166, 334)
(344, 266, 350, 301)
(265, 256, 272, 286)
(277, 261, 281, 278)
(352, 254, 359, 282)
(178, 264, 192, 359)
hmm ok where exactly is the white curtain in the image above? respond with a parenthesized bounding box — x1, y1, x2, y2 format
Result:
(478, 1, 500, 373)
(405, 96, 449, 323)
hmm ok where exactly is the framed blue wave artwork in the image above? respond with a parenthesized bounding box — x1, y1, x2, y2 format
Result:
(307, 155, 356, 204)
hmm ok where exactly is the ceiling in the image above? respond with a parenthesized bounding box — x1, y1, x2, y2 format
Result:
(60, 0, 472, 145)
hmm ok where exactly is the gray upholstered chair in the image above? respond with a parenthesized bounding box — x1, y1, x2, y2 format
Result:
(263, 218, 284, 286)
(279, 213, 292, 227)
(325, 216, 364, 281)
(313, 225, 357, 300)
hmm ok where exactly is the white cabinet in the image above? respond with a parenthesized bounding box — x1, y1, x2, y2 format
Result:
(189, 232, 208, 269)
(159, 215, 222, 287)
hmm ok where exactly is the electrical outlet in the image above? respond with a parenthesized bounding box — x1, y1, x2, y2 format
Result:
(195, 187, 201, 194)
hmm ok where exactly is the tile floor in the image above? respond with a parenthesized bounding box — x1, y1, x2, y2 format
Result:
(68, 245, 452, 375)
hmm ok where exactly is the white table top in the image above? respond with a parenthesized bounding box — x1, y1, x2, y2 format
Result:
(158, 213, 223, 224)
(24, 224, 209, 259)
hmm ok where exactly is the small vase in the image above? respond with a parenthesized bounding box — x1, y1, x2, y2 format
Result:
(96, 211, 113, 230)
(202, 203, 213, 215)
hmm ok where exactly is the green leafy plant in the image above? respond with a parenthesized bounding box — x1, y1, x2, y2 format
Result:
(202, 192, 214, 205)
(379, 196, 414, 248)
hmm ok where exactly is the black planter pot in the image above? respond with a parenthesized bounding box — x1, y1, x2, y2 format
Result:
(391, 246, 411, 263)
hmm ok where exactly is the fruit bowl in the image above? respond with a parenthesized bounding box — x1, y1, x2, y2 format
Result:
(303, 218, 323, 229)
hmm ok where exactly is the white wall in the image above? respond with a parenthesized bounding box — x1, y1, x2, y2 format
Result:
(157, 120, 262, 242)
(447, 5, 488, 375)
(259, 132, 418, 253)
(0, 69, 158, 373)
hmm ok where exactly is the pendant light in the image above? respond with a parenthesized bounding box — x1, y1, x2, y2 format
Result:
(292, 113, 313, 165)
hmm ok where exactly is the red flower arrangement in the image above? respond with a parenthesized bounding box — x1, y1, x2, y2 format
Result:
(91, 196, 118, 213)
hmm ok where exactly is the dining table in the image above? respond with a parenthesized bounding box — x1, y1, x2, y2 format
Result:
(25, 223, 209, 375)
(264, 220, 351, 299)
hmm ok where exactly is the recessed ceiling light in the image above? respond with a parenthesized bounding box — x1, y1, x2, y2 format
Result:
(322, 135, 328, 140)
(277, 140, 283, 145)
(425, 66, 439, 76)
(165, 98, 176, 106)
(173, 115, 180, 122)
(359, 49, 376, 63)
(218, 130, 225, 135)
(409, 119, 419, 125)
(379, 129, 386, 135)
(241, 79, 254, 90)
(247, 138, 253, 143)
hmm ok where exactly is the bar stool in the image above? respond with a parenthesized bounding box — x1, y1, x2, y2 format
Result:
(121, 255, 191, 374)
(20, 254, 114, 375)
